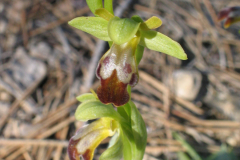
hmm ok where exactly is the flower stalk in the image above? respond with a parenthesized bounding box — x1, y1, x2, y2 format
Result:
(67, 0, 187, 160)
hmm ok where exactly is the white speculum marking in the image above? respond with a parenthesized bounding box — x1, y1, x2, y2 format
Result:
(99, 42, 137, 84)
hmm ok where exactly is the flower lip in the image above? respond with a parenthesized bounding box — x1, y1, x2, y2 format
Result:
(96, 38, 139, 106)
(97, 69, 129, 106)
(68, 138, 81, 160)
(218, 6, 240, 28)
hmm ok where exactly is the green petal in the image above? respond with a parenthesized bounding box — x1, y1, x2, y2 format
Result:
(108, 17, 140, 45)
(68, 17, 111, 41)
(86, 0, 103, 16)
(140, 16, 162, 30)
(95, 8, 114, 21)
(131, 15, 144, 23)
(75, 100, 123, 121)
(76, 93, 96, 102)
(139, 30, 187, 60)
(99, 132, 123, 160)
(135, 45, 144, 65)
(129, 101, 147, 160)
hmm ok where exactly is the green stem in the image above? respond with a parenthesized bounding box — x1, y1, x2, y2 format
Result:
(86, 0, 103, 16)
(104, 0, 114, 15)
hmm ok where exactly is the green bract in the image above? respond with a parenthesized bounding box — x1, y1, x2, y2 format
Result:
(75, 100, 123, 121)
(76, 93, 96, 102)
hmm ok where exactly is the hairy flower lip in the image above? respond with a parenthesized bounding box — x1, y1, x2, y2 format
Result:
(218, 6, 240, 28)
(96, 38, 139, 106)
(97, 69, 130, 106)
(68, 118, 117, 160)
(218, 6, 240, 21)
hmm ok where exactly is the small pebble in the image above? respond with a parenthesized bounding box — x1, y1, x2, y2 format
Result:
(172, 69, 202, 101)
(0, 91, 12, 102)
(0, 20, 6, 34)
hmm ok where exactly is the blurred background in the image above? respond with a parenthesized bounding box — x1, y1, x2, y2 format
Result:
(0, 0, 240, 159)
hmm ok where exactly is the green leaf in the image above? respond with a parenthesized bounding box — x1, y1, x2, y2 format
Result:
(104, 0, 114, 15)
(173, 132, 202, 160)
(108, 17, 140, 45)
(135, 45, 144, 65)
(178, 152, 191, 160)
(75, 100, 123, 121)
(129, 101, 147, 160)
(68, 17, 111, 41)
(76, 93, 96, 102)
(100, 132, 123, 160)
(140, 16, 162, 30)
(95, 8, 114, 21)
(139, 30, 187, 60)
(86, 0, 103, 16)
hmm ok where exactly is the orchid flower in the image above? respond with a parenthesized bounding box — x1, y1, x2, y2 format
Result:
(68, 117, 118, 160)
(69, 2, 187, 107)
(68, 92, 147, 160)
(218, 6, 240, 28)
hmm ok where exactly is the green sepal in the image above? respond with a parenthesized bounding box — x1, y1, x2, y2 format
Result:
(140, 16, 162, 30)
(76, 93, 96, 102)
(139, 30, 188, 60)
(135, 44, 144, 65)
(68, 17, 111, 41)
(108, 17, 141, 45)
(129, 101, 147, 160)
(131, 15, 144, 23)
(99, 132, 123, 160)
(104, 0, 114, 15)
(86, 0, 103, 16)
(95, 8, 114, 21)
(75, 100, 123, 122)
